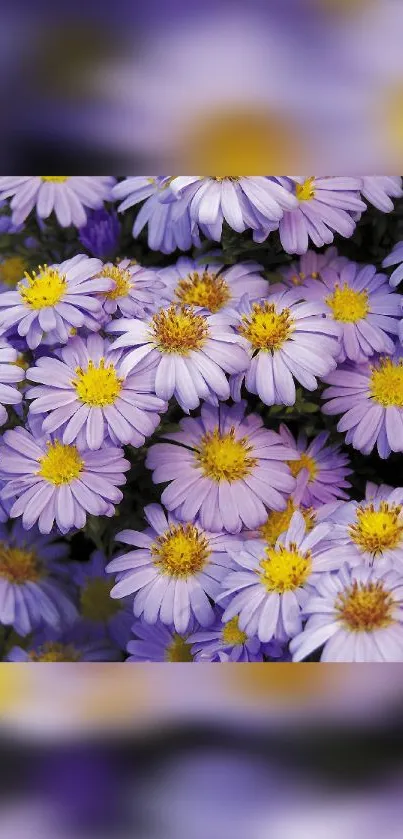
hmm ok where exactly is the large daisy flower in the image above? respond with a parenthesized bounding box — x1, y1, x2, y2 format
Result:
(360, 176, 402, 212)
(0, 177, 116, 227)
(145, 401, 298, 533)
(300, 261, 401, 362)
(0, 426, 130, 534)
(0, 254, 112, 349)
(278, 424, 351, 507)
(189, 608, 265, 662)
(108, 303, 249, 412)
(127, 618, 198, 662)
(71, 550, 132, 650)
(290, 563, 403, 662)
(322, 349, 403, 458)
(0, 338, 25, 424)
(107, 503, 233, 633)
(99, 258, 166, 319)
(26, 334, 166, 450)
(328, 482, 403, 568)
(220, 511, 343, 643)
(231, 288, 340, 406)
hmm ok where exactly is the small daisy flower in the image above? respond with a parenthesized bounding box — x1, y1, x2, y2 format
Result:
(290, 563, 403, 662)
(301, 261, 401, 362)
(360, 176, 402, 213)
(322, 349, 403, 458)
(159, 256, 269, 315)
(0, 254, 112, 350)
(7, 625, 121, 661)
(146, 401, 298, 533)
(26, 334, 166, 450)
(0, 520, 77, 636)
(220, 511, 343, 643)
(107, 504, 233, 634)
(108, 303, 249, 412)
(0, 176, 116, 227)
(0, 338, 25, 425)
(382, 240, 403, 289)
(99, 258, 166, 319)
(72, 550, 133, 649)
(189, 608, 264, 662)
(278, 177, 366, 254)
(0, 426, 130, 534)
(278, 424, 351, 507)
(0, 255, 29, 291)
(231, 288, 340, 406)
(278, 247, 347, 290)
(329, 483, 403, 568)
(127, 618, 197, 662)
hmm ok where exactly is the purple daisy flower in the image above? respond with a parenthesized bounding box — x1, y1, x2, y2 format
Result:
(290, 562, 403, 662)
(0, 426, 130, 534)
(159, 255, 269, 315)
(107, 503, 233, 634)
(278, 424, 351, 507)
(382, 241, 403, 289)
(231, 288, 340, 406)
(220, 511, 344, 644)
(0, 519, 77, 636)
(78, 207, 121, 259)
(127, 617, 198, 662)
(360, 176, 402, 213)
(26, 334, 166, 450)
(189, 608, 264, 662)
(108, 303, 249, 412)
(99, 258, 166, 319)
(0, 338, 25, 424)
(278, 246, 348, 290)
(0, 176, 116, 227)
(277, 177, 366, 254)
(322, 349, 403, 458)
(145, 401, 298, 533)
(300, 261, 401, 363)
(7, 624, 121, 661)
(71, 550, 133, 649)
(0, 254, 112, 350)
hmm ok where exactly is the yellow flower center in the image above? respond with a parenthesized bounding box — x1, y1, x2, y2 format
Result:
(239, 302, 294, 351)
(370, 358, 403, 408)
(175, 270, 231, 313)
(0, 256, 27, 287)
(100, 265, 132, 300)
(151, 523, 210, 579)
(30, 643, 80, 662)
(349, 501, 403, 556)
(80, 577, 121, 622)
(288, 452, 318, 482)
(73, 359, 122, 407)
(0, 544, 42, 584)
(151, 305, 208, 355)
(19, 265, 67, 309)
(196, 427, 257, 482)
(222, 616, 248, 646)
(165, 634, 194, 662)
(41, 176, 69, 182)
(296, 177, 316, 201)
(213, 176, 241, 182)
(326, 283, 369, 323)
(39, 441, 84, 486)
(337, 582, 394, 632)
(260, 542, 312, 593)
(260, 498, 316, 546)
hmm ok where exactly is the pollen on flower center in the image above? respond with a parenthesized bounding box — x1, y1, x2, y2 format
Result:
(349, 502, 403, 555)
(73, 359, 123, 407)
(260, 499, 316, 546)
(288, 452, 318, 482)
(222, 617, 248, 646)
(326, 283, 369, 323)
(152, 523, 210, 578)
(260, 543, 312, 593)
(370, 358, 403, 408)
(151, 305, 208, 355)
(212, 177, 241, 182)
(41, 176, 69, 182)
(30, 643, 80, 662)
(39, 441, 84, 486)
(19, 265, 67, 309)
(196, 427, 257, 482)
(100, 265, 132, 300)
(166, 634, 194, 662)
(296, 177, 316, 201)
(0, 256, 27, 287)
(175, 270, 231, 313)
(80, 578, 120, 622)
(337, 581, 394, 631)
(0, 543, 42, 584)
(239, 302, 294, 351)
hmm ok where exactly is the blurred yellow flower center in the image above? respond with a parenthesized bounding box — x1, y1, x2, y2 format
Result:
(213, 177, 240, 182)
(41, 176, 69, 182)
(74, 358, 122, 407)
(101, 265, 132, 300)
(288, 452, 317, 482)
(30, 643, 80, 662)
(350, 501, 403, 555)
(239, 302, 294, 351)
(222, 617, 247, 646)
(370, 358, 403, 407)
(0, 256, 27, 287)
(0, 544, 42, 583)
(337, 582, 394, 632)
(19, 265, 67, 309)
(296, 177, 316, 201)
(166, 634, 194, 662)
(326, 283, 369, 323)
(197, 426, 257, 482)
(260, 499, 316, 546)
(260, 543, 312, 593)
(39, 441, 84, 485)
(152, 305, 208, 354)
(175, 270, 231, 313)
(152, 523, 210, 578)
(80, 577, 120, 622)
